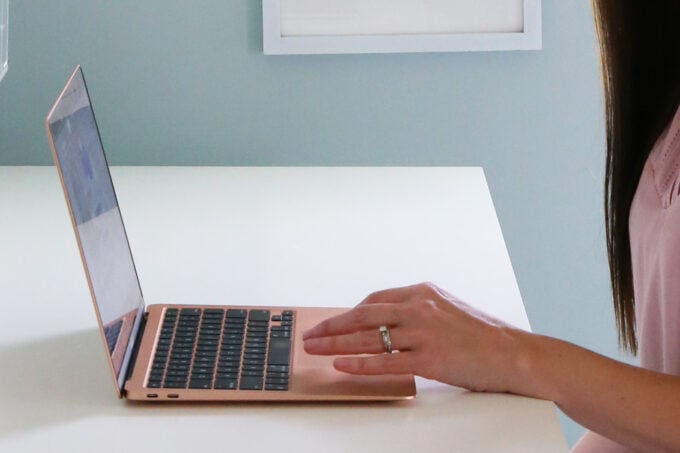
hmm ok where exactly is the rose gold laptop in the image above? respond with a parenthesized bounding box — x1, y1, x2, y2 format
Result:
(46, 65, 416, 402)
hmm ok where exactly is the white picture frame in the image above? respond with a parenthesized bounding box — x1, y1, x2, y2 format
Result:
(0, 0, 8, 82)
(263, 0, 542, 55)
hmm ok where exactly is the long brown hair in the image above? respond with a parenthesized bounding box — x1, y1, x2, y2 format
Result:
(592, 0, 680, 353)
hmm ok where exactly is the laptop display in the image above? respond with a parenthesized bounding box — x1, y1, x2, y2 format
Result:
(46, 68, 143, 386)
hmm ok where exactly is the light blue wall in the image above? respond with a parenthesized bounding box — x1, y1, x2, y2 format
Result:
(0, 0, 629, 446)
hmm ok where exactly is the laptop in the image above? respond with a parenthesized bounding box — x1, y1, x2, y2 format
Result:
(45, 65, 416, 402)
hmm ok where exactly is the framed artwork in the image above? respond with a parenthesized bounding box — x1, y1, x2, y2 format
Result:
(0, 0, 7, 82)
(263, 0, 542, 55)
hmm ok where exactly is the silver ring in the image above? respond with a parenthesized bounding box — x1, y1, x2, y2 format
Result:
(379, 325, 393, 354)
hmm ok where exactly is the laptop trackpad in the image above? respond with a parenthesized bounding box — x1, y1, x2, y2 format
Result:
(291, 308, 416, 399)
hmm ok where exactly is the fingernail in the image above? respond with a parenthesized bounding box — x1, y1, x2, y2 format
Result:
(303, 337, 317, 351)
(334, 357, 351, 369)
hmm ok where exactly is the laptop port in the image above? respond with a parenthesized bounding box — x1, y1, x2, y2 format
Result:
(146, 394, 158, 398)
(167, 394, 179, 399)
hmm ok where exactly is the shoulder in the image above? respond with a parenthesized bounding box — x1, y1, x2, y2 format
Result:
(651, 104, 680, 207)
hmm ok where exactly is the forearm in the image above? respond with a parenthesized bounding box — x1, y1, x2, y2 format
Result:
(505, 329, 680, 452)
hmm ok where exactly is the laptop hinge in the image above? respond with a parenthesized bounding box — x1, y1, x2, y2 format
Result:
(124, 312, 148, 385)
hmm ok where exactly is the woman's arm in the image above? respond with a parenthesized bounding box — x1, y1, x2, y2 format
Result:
(518, 330, 680, 452)
(303, 283, 680, 452)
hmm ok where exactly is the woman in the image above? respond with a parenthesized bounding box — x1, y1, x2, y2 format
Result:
(302, 1, 680, 451)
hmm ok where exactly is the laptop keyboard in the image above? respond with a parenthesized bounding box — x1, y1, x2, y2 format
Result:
(147, 308, 294, 391)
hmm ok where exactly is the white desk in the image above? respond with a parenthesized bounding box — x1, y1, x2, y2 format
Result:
(0, 167, 567, 452)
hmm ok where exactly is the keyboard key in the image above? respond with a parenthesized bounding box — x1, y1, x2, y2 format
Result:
(265, 378, 289, 386)
(271, 331, 291, 339)
(239, 376, 263, 390)
(267, 338, 291, 365)
(266, 371, 289, 380)
(243, 364, 264, 371)
(245, 347, 266, 354)
(189, 379, 213, 389)
(168, 357, 191, 365)
(215, 372, 239, 380)
(267, 365, 289, 373)
(218, 361, 241, 369)
(271, 325, 291, 332)
(215, 378, 238, 390)
(198, 331, 220, 338)
(248, 310, 271, 321)
(166, 371, 190, 377)
(245, 332, 266, 338)
(226, 309, 247, 319)
(190, 372, 214, 379)
(218, 358, 241, 367)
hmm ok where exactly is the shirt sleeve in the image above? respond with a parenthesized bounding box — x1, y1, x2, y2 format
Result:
(570, 430, 630, 453)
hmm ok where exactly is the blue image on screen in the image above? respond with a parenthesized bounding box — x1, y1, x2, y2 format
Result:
(49, 105, 117, 225)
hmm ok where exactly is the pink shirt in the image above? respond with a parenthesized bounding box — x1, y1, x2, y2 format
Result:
(573, 104, 680, 451)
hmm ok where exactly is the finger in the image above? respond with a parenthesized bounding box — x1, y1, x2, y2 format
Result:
(303, 304, 401, 340)
(358, 284, 425, 306)
(304, 326, 408, 356)
(333, 351, 416, 376)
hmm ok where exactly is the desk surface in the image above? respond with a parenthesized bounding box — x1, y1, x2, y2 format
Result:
(0, 166, 566, 452)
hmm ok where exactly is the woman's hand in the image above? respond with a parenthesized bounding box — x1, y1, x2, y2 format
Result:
(307, 283, 680, 451)
(303, 282, 526, 393)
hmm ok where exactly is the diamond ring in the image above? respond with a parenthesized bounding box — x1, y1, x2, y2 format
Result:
(379, 325, 393, 354)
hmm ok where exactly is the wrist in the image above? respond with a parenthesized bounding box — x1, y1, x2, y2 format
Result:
(493, 327, 556, 400)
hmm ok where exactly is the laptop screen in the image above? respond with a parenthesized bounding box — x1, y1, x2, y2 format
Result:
(46, 67, 144, 388)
